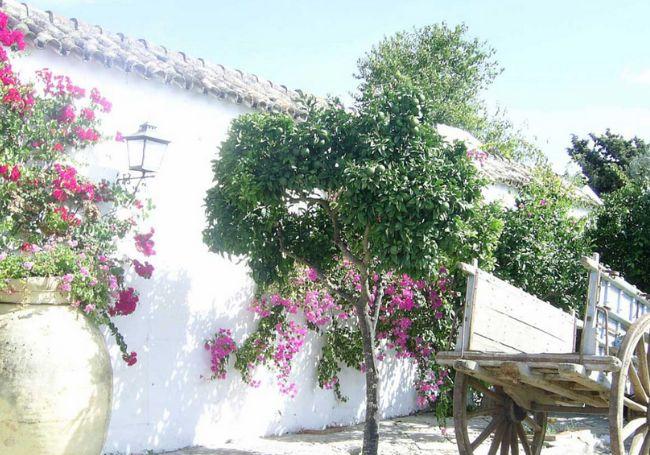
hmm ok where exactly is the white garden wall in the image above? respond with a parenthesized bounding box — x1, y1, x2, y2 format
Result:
(11, 48, 593, 454)
(11, 49, 425, 454)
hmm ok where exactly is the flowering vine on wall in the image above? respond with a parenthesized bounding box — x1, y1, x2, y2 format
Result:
(205, 260, 456, 408)
(0, 12, 155, 365)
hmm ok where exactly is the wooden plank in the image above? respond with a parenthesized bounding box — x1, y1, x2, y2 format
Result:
(530, 404, 609, 415)
(456, 260, 479, 352)
(453, 360, 511, 389)
(581, 254, 601, 356)
(436, 351, 622, 372)
(507, 363, 608, 408)
(468, 271, 576, 354)
(556, 363, 611, 393)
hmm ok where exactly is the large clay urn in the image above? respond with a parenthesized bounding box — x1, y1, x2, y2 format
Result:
(0, 277, 112, 455)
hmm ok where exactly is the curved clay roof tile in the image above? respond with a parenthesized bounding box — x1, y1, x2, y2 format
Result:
(1, 0, 308, 118)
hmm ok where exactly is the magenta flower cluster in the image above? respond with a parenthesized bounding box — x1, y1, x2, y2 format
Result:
(206, 263, 454, 405)
(204, 329, 238, 380)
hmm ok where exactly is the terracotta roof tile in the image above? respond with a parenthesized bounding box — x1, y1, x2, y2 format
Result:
(0, 0, 309, 118)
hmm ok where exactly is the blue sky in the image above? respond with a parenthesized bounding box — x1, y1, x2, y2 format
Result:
(27, 0, 650, 170)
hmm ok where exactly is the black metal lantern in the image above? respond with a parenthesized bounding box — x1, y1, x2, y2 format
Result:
(124, 123, 170, 176)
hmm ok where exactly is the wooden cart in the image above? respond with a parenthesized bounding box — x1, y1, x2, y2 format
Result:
(436, 254, 650, 454)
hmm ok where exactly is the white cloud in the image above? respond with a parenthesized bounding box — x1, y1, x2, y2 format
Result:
(621, 67, 650, 85)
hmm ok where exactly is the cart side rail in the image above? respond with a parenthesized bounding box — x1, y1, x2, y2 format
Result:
(456, 261, 577, 355)
(580, 253, 650, 356)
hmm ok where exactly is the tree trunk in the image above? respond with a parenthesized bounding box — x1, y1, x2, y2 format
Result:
(355, 298, 380, 455)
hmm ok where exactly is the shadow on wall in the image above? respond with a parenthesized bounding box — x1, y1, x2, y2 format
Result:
(104, 266, 257, 453)
(104, 266, 418, 453)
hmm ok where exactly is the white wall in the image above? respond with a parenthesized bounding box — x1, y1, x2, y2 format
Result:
(12, 48, 593, 454)
(12, 49, 422, 454)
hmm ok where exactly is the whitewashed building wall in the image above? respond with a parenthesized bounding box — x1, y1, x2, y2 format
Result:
(10, 37, 598, 455)
(11, 50, 426, 454)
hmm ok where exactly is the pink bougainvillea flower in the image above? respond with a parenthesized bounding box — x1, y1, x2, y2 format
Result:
(134, 228, 156, 256)
(110, 287, 139, 316)
(305, 267, 318, 282)
(8, 165, 20, 182)
(123, 351, 137, 366)
(57, 105, 76, 123)
(115, 131, 125, 142)
(83, 304, 95, 314)
(133, 259, 154, 279)
(90, 88, 112, 112)
(80, 107, 95, 121)
(108, 275, 118, 292)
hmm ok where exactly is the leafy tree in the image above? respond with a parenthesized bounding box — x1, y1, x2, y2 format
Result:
(356, 23, 542, 163)
(493, 171, 593, 313)
(567, 130, 650, 195)
(589, 184, 650, 291)
(203, 80, 500, 454)
(629, 149, 650, 188)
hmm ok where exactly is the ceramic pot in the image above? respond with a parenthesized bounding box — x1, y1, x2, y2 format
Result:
(0, 277, 112, 455)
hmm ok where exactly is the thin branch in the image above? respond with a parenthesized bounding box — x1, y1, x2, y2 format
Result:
(277, 233, 355, 303)
(372, 282, 385, 332)
(322, 201, 364, 269)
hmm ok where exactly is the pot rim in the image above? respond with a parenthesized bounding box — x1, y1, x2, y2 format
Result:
(0, 277, 71, 305)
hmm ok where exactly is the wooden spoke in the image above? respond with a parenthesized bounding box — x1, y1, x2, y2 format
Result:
(625, 397, 648, 414)
(523, 415, 542, 433)
(629, 362, 650, 404)
(453, 372, 545, 455)
(622, 418, 646, 441)
(639, 432, 650, 455)
(469, 378, 504, 403)
(488, 421, 506, 455)
(500, 423, 511, 455)
(635, 338, 650, 396)
(510, 424, 519, 455)
(468, 407, 500, 419)
(630, 429, 646, 455)
(516, 423, 532, 455)
(471, 415, 502, 450)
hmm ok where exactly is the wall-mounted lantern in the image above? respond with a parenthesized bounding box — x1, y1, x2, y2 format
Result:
(118, 122, 170, 187)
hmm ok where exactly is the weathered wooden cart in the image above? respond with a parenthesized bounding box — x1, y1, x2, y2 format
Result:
(436, 254, 650, 454)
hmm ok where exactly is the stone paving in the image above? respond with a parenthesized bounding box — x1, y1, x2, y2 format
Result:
(156, 413, 612, 455)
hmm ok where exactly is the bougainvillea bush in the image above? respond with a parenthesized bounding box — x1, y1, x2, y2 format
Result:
(205, 261, 458, 408)
(0, 13, 154, 365)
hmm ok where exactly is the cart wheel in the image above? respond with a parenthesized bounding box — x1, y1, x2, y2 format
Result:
(610, 314, 650, 455)
(454, 372, 547, 454)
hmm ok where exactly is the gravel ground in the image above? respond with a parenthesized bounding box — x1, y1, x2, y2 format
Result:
(153, 413, 612, 455)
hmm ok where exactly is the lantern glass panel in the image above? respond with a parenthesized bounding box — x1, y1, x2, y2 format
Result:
(126, 137, 146, 172)
(141, 139, 167, 173)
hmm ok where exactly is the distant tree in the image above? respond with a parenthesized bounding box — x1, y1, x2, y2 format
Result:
(356, 23, 542, 163)
(203, 80, 500, 455)
(589, 184, 650, 291)
(629, 149, 650, 189)
(567, 130, 650, 195)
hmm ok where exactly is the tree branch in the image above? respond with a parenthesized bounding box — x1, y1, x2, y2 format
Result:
(372, 282, 385, 332)
(277, 232, 355, 303)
